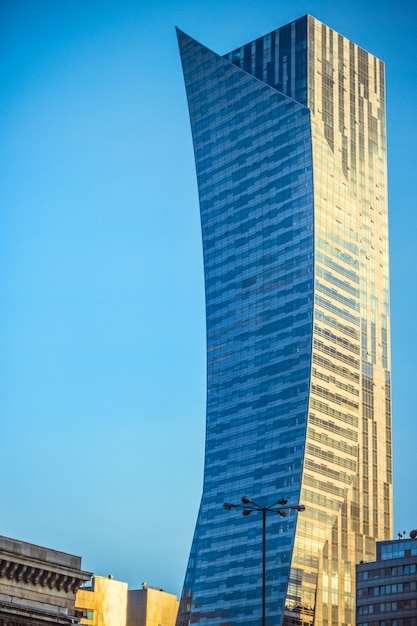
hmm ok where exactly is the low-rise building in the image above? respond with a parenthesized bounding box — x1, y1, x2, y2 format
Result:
(356, 534, 417, 626)
(127, 584, 178, 626)
(0, 535, 91, 626)
(75, 575, 128, 626)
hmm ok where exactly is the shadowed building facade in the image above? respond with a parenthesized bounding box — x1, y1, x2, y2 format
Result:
(176, 15, 392, 626)
(356, 537, 417, 626)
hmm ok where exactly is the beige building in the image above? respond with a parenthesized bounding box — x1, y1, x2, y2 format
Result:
(0, 534, 91, 626)
(75, 575, 127, 626)
(127, 585, 178, 626)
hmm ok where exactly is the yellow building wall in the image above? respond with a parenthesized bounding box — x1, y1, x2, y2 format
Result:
(127, 587, 179, 626)
(76, 576, 128, 626)
(145, 588, 178, 626)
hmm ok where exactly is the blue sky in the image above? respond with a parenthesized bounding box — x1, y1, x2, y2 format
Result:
(1, 0, 416, 597)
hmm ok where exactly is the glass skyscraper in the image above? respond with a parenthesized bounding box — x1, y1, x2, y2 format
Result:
(176, 15, 392, 626)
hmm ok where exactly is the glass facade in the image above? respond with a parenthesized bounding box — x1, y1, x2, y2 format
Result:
(177, 14, 391, 626)
(356, 538, 417, 626)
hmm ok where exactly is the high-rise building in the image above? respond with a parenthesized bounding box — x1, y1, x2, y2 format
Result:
(177, 14, 392, 626)
(356, 536, 417, 625)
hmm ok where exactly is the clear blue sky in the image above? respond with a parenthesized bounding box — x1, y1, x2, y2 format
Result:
(1, 0, 416, 597)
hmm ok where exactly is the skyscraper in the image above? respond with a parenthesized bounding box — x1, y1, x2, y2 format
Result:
(176, 14, 392, 626)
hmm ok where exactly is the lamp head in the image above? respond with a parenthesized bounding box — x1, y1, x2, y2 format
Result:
(295, 505, 306, 512)
(241, 496, 252, 504)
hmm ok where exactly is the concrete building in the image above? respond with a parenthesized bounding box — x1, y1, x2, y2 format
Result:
(0, 535, 91, 626)
(75, 576, 127, 626)
(356, 535, 417, 626)
(127, 584, 178, 626)
(177, 13, 391, 626)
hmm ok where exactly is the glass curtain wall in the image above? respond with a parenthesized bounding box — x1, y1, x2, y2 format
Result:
(176, 15, 391, 626)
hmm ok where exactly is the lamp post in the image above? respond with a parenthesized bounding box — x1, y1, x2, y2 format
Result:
(224, 496, 305, 626)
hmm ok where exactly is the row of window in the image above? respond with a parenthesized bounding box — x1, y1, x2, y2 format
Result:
(308, 425, 358, 456)
(314, 309, 359, 340)
(358, 563, 417, 580)
(310, 397, 357, 428)
(358, 598, 417, 615)
(358, 580, 417, 597)
(312, 352, 360, 384)
(309, 412, 357, 443)
(312, 382, 359, 411)
(380, 543, 417, 559)
(358, 620, 417, 626)
(84, 610, 104, 621)
(315, 294, 359, 325)
(316, 264, 360, 298)
(311, 366, 359, 396)
(313, 337, 359, 369)
(314, 324, 360, 355)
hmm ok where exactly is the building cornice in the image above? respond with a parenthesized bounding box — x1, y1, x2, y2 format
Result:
(0, 557, 90, 594)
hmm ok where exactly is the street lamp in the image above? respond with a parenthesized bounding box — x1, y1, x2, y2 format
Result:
(223, 496, 305, 626)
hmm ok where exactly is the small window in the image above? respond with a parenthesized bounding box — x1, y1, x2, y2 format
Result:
(86, 610, 94, 621)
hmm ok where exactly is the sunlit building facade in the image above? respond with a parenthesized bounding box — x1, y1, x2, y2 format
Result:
(76, 575, 128, 626)
(177, 14, 392, 626)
